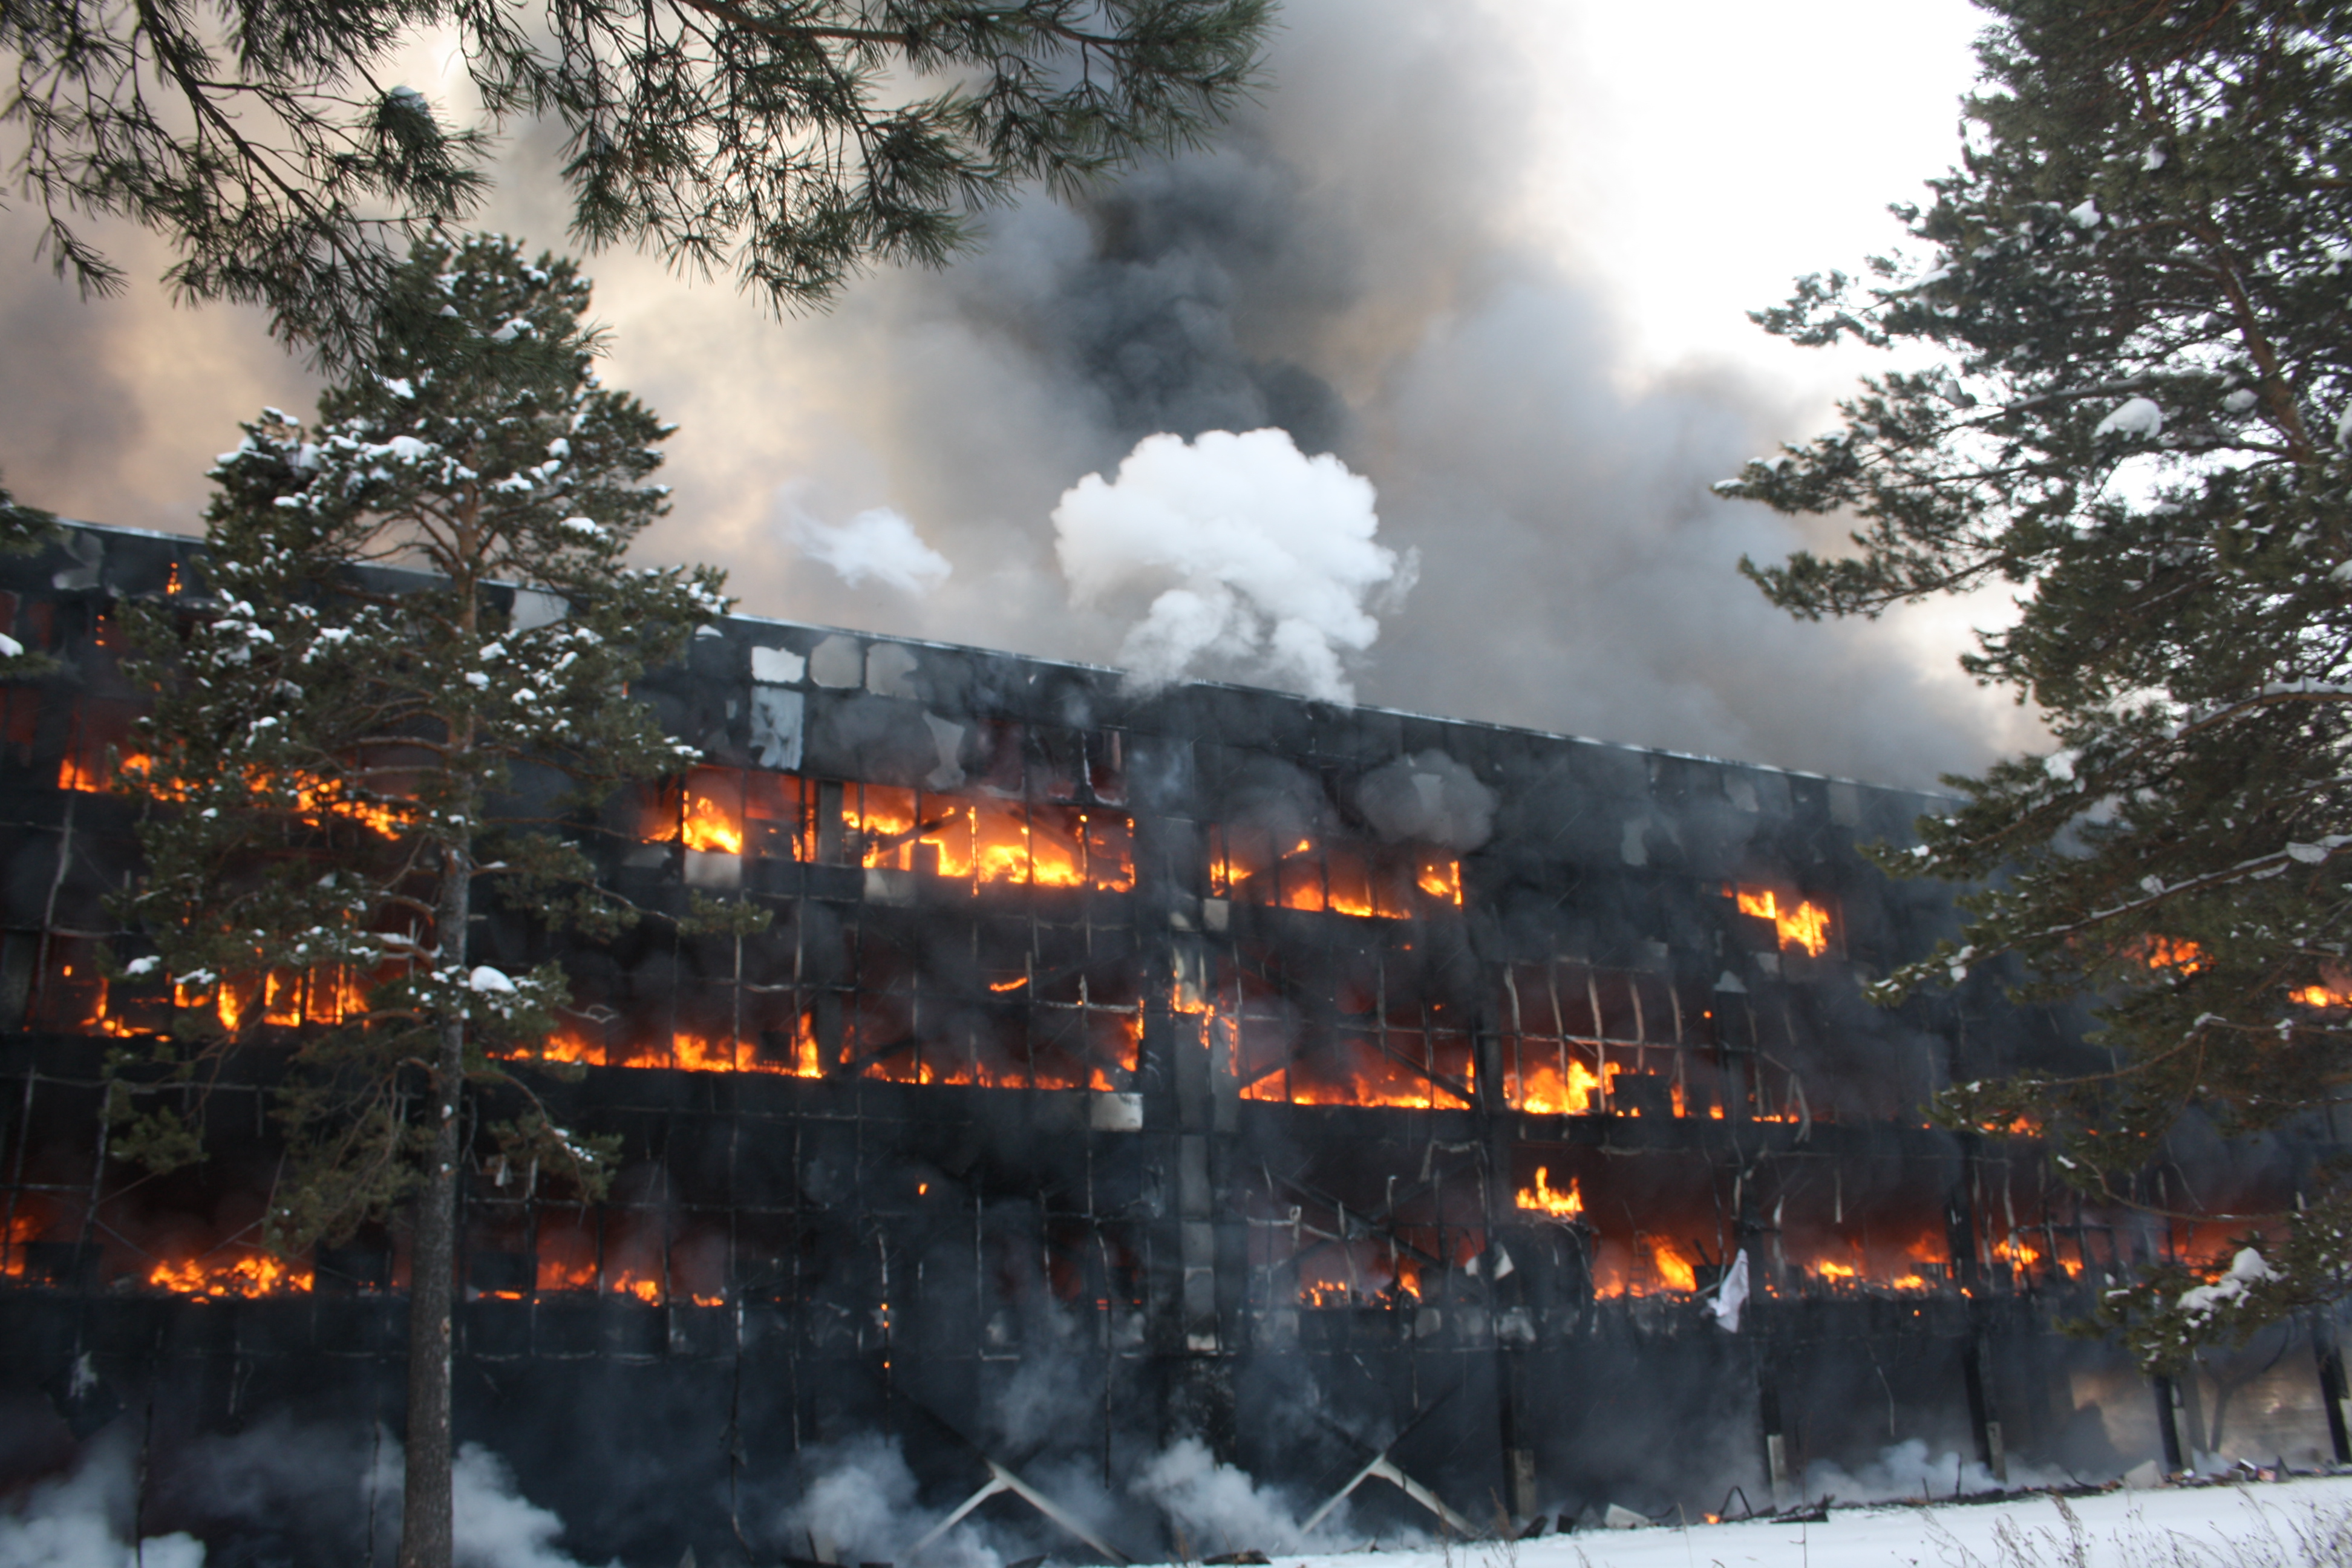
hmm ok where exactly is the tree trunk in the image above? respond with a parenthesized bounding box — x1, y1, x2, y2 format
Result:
(399, 843, 472, 1568)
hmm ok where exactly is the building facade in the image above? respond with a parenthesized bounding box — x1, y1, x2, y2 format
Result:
(0, 523, 2343, 1563)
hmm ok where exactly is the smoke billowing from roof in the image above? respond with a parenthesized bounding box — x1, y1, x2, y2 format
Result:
(782, 492, 955, 596)
(1053, 428, 1408, 701)
(0, 0, 2039, 785)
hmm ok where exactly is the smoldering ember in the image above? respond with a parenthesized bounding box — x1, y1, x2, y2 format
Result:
(1, 521, 2347, 1564)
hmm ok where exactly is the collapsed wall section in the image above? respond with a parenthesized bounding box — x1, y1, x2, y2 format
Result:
(0, 524, 2344, 1563)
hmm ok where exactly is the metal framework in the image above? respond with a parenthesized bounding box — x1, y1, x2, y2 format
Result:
(0, 523, 2344, 1563)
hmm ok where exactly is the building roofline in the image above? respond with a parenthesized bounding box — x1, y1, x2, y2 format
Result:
(47, 517, 1960, 804)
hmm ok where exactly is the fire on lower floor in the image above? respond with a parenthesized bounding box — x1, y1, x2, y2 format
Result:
(1, 523, 2345, 1563)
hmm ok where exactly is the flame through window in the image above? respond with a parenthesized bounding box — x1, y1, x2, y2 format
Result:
(645, 766, 1136, 894)
(1206, 823, 1462, 916)
(1725, 883, 1835, 957)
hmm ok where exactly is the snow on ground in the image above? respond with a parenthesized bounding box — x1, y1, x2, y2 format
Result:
(1172, 1477, 2352, 1568)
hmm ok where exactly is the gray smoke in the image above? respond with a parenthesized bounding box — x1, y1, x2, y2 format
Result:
(1353, 750, 1497, 852)
(1130, 1436, 1348, 1557)
(1802, 1438, 2074, 1504)
(0, 0, 2034, 785)
(0, 1419, 609, 1568)
(0, 1433, 203, 1568)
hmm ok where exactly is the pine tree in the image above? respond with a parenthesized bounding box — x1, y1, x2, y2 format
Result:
(0, 474, 57, 675)
(2, 0, 1272, 365)
(1720, 0, 2352, 1368)
(106, 232, 731, 1567)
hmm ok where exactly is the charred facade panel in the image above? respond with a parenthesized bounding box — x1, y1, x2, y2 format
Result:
(0, 523, 2345, 1561)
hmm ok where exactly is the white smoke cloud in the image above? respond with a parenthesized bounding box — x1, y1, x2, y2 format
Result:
(779, 1435, 1000, 1568)
(1802, 1438, 2073, 1504)
(1129, 1436, 1341, 1557)
(1053, 428, 1413, 701)
(449, 1446, 612, 1568)
(782, 499, 953, 595)
(0, 1439, 203, 1568)
(0, 0, 2040, 785)
(0, 1423, 606, 1568)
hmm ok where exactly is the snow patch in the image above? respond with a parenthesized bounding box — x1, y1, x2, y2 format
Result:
(2094, 397, 2164, 439)
(2178, 1246, 2275, 1318)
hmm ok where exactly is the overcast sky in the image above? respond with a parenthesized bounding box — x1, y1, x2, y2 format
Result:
(0, 0, 2039, 785)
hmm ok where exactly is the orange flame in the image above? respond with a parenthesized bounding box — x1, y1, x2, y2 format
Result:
(1517, 1167, 1584, 1217)
(1, 1211, 39, 1278)
(1208, 827, 1460, 918)
(281, 771, 407, 836)
(505, 1014, 824, 1078)
(1733, 887, 1832, 957)
(820, 789, 1135, 892)
(1650, 1238, 1697, 1293)
(1794, 1229, 1959, 1293)
(682, 789, 744, 854)
(83, 750, 412, 838)
(153, 965, 372, 1037)
(148, 1250, 313, 1298)
(2129, 935, 2206, 974)
(56, 753, 106, 793)
(1296, 1247, 1420, 1308)
(537, 1250, 599, 1293)
(1510, 1055, 1607, 1114)
(611, 1271, 663, 1305)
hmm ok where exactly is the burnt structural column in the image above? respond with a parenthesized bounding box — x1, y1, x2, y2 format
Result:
(2317, 1311, 2352, 1465)
(1755, 1351, 1791, 1509)
(2151, 1374, 2186, 1473)
(1947, 1143, 2011, 1482)
(1140, 727, 1238, 1459)
(1716, 990, 1789, 1508)
(1959, 1328, 2006, 1484)
(1478, 1000, 1537, 1523)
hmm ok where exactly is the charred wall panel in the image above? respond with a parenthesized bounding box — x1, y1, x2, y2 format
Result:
(0, 523, 2344, 1561)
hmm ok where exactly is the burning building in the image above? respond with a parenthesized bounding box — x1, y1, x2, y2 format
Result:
(1, 522, 2345, 1562)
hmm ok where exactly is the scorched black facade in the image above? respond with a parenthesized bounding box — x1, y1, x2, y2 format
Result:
(1, 522, 2345, 1564)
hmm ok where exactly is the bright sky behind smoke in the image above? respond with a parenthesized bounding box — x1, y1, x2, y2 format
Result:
(0, 0, 2025, 785)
